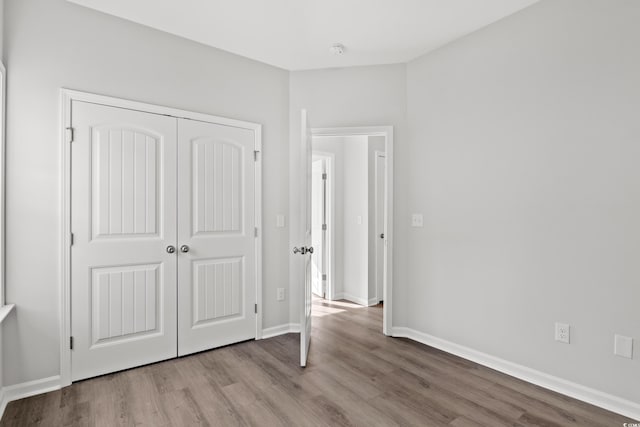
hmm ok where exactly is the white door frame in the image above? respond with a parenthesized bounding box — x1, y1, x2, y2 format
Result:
(310, 126, 394, 336)
(374, 150, 386, 303)
(310, 152, 335, 300)
(59, 89, 263, 387)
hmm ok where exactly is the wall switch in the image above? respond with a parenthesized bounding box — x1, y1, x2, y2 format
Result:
(276, 214, 285, 228)
(356, 215, 363, 225)
(614, 334, 633, 359)
(411, 214, 423, 227)
(555, 322, 570, 344)
(277, 288, 285, 301)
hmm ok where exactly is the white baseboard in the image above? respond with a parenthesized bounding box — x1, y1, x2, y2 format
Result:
(392, 327, 640, 421)
(341, 293, 369, 307)
(368, 297, 380, 306)
(261, 323, 301, 339)
(0, 375, 62, 420)
(331, 292, 344, 301)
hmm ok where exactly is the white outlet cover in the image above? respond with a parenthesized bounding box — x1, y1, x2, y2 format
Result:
(356, 215, 362, 225)
(614, 334, 633, 359)
(276, 214, 285, 228)
(411, 213, 423, 227)
(555, 322, 570, 344)
(277, 288, 285, 301)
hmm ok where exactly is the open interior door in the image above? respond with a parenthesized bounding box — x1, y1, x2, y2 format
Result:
(296, 109, 313, 367)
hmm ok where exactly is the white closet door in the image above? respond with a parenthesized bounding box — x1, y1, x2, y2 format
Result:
(71, 101, 178, 381)
(177, 119, 257, 356)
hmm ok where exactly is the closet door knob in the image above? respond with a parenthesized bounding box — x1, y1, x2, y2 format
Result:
(166, 245, 176, 254)
(180, 245, 190, 253)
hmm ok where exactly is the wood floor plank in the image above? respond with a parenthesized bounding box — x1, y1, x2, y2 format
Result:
(1, 299, 635, 427)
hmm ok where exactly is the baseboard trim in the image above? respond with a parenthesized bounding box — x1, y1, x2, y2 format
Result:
(341, 293, 369, 307)
(261, 323, 301, 339)
(392, 327, 640, 421)
(331, 292, 344, 301)
(368, 297, 380, 307)
(0, 375, 62, 420)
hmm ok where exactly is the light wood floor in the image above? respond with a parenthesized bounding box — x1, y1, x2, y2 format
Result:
(1, 299, 633, 426)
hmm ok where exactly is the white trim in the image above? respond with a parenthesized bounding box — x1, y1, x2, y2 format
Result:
(373, 150, 386, 304)
(368, 297, 380, 307)
(60, 89, 263, 387)
(261, 323, 301, 339)
(0, 62, 6, 306)
(254, 126, 263, 339)
(331, 292, 344, 301)
(0, 303, 14, 325)
(392, 327, 640, 421)
(311, 126, 394, 336)
(341, 293, 370, 307)
(310, 151, 335, 300)
(0, 376, 62, 419)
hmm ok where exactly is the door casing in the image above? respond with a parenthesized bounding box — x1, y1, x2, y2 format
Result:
(310, 126, 394, 336)
(60, 89, 263, 387)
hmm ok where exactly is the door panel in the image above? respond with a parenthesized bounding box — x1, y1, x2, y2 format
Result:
(71, 101, 177, 381)
(300, 110, 313, 367)
(178, 119, 256, 356)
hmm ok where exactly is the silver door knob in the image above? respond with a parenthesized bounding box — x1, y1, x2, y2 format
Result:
(293, 247, 313, 255)
(380, 233, 385, 239)
(180, 245, 190, 253)
(166, 245, 176, 254)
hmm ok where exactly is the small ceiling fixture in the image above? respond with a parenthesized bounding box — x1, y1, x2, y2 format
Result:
(330, 43, 345, 55)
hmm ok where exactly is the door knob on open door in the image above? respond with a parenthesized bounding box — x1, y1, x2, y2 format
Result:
(380, 233, 385, 239)
(293, 246, 313, 255)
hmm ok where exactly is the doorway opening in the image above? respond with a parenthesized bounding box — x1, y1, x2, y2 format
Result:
(310, 127, 393, 336)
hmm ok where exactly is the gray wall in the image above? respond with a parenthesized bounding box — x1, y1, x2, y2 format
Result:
(406, 0, 640, 403)
(342, 137, 369, 303)
(289, 64, 408, 325)
(3, 0, 289, 386)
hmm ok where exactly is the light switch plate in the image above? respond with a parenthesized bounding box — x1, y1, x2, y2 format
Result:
(276, 214, 285, 228)
(356, 216, 363, 225)
(614, 334, 633, 359)
(411, 214, 423, 227)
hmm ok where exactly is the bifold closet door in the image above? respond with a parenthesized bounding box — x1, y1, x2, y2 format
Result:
(177, 119, 257, 356)
(70, 101, 178, 381)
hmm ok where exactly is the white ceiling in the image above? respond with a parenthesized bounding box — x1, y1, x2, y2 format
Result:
(67, 0, 539, 71)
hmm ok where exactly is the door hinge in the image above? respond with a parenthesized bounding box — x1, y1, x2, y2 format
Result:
(322, 274, 327, 281)
(254, 304, 258, 314)
(70, 233, 74, 246)
(66, 127, 74, 143)
(254, 150, 260, 161)
(322, 173, 327, 180)
(254, 227, 258, 237)
(322, 224, 327, 231)
(70, 336, 74, 350)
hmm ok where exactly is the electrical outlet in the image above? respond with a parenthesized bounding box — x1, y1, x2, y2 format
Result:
(411, 214, 423, 227)
(555, 322, 570, 344)
(277, 288, 285, 301)
(614, 334, 633, 359)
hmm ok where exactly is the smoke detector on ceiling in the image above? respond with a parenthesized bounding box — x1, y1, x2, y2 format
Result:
(330, 44, 345, 55)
